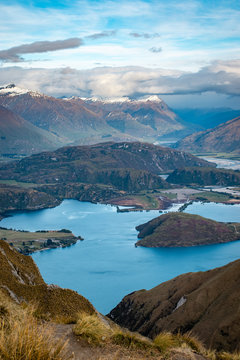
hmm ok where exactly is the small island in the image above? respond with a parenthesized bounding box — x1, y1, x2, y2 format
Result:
(135, 212, 240, 247)
(0, 227, 83, 254)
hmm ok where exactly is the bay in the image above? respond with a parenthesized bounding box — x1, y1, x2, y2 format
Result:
(1, 200, 240, 314)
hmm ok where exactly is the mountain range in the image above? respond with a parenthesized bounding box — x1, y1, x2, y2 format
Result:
(0, 84, 184, 157)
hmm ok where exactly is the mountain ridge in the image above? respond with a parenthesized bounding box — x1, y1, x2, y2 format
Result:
(175, 116, 240, 155)
(0, 84, 185, 154)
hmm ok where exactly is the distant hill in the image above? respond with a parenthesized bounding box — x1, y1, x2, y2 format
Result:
(108, 259, 240, 352)
(0, 105, 64, 156)
(175, 116, 240, 155)
(167, 167, 240, 186)
(0, 85, 185, 151)
(135, 212, 240, 247)
(0, 142, 212, 191)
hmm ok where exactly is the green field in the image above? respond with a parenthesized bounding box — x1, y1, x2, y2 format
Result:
(190, 191, 235, 203)
(0, 228, 81, 254)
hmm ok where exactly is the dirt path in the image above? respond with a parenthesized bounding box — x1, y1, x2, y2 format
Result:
(52, 324, 208, 360)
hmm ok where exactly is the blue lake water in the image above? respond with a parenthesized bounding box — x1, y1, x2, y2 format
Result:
(1, 200, 240, 314)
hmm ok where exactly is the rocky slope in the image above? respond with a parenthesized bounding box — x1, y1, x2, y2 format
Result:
(0, 184, 60, 217)
(0, 104, 64, 156)
(0, 85, 184, 151)
(175, 116, 240, 155)
(0, 142, 212, 191)
(135, 212, 240, 247)
(167, 167, 240, 186)
(108, 259, 240, 352)
(0, 239, 94, 320)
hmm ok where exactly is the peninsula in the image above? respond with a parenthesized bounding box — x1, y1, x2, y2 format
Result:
(135, 212, 240, 247)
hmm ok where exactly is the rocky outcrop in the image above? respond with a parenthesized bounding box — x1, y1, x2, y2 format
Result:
(135, 212, 240, 247)
(167, 167, 240, 186)
(108, 259, 240, 352)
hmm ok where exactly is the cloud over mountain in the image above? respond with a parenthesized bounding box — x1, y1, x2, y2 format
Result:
(0, 60, 239, 106)
(0, 38, 83, 62)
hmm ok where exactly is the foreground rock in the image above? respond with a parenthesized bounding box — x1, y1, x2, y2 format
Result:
(108, 259, 240, 352)
(0, 240, 94, 321)
(135, 212, 240, 247)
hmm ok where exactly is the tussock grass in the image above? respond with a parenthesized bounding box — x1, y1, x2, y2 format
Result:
(0, 291, 71, 360)
(111, 331, 154, 351)
(216, 352, 240, 360)
(73, 312, 113, 345)
(176, 332, 204, 353)
(154, 332, 180, 352)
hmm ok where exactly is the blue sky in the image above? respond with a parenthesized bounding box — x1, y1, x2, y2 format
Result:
(0, 0, 240, 107)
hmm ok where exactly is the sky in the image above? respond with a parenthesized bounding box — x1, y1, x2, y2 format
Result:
(0, 0, 240, 108)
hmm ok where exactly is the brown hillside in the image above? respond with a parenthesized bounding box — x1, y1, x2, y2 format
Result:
(0, 240, 94, 320)
(135, 212, 240, 247)
(108, 259, 240, 352)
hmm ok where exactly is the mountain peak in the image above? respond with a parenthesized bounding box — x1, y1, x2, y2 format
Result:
(0, 84, 42, 98)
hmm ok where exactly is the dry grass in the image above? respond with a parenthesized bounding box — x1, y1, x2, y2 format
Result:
(0, 291, 71, 360)
(215, 352, 240, 360)
(154, 332, 180, 352)
(73, 312, 113, 345)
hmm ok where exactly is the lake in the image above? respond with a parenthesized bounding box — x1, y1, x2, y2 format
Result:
(1, 200, 240, 314)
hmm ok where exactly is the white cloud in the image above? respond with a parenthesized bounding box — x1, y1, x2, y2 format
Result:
(0, 60, 239, 103)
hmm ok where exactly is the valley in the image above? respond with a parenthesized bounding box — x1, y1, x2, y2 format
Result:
(0, 85, 240, 359)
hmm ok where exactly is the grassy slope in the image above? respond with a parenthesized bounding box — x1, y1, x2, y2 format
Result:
(0, 240, 94, 321)
(108, 259, 240, 353)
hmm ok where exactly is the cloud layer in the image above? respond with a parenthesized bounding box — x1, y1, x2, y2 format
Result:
(0, 60, 239, 108)
(0, 38, 83, 62)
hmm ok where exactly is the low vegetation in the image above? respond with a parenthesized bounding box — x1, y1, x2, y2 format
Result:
(189, 191, 237, 203)
(0, 227, 81, 254)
